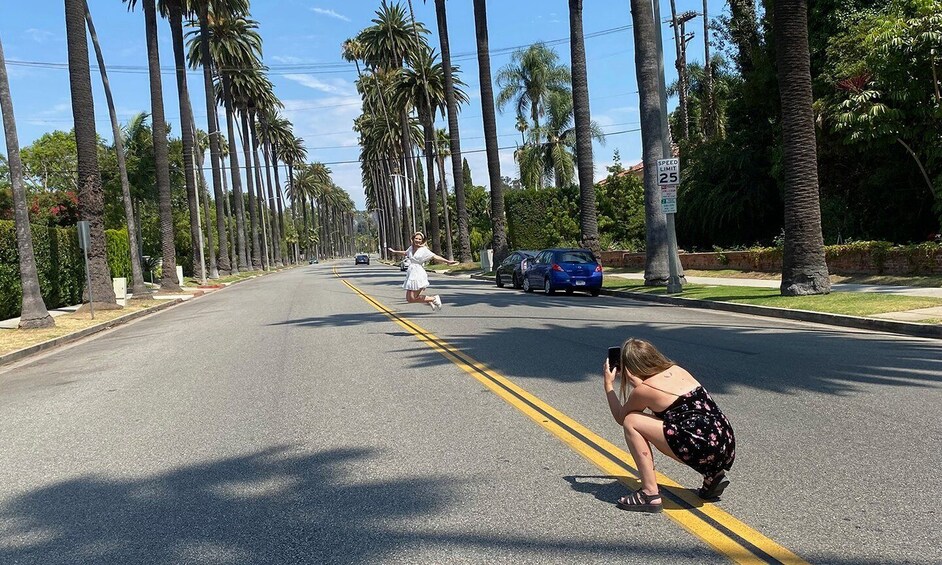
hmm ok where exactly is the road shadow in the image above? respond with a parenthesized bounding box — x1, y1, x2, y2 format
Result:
(0, 446, 733, 564)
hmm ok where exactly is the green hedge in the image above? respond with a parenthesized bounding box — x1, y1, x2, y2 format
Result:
(505, 188, 580, 251)
(0, 220, 133, 320)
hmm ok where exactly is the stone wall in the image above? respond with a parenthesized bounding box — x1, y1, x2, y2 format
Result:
(598, 247, 942, 276)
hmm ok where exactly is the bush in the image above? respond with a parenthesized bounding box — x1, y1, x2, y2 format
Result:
(0, 220, 133, 319)
(505, 188, 579, 250)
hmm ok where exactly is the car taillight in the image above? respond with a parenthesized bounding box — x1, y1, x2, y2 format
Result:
(595, 265, 603, 272)
(552, 263, 563, 272)
(520, 260, 527, 271)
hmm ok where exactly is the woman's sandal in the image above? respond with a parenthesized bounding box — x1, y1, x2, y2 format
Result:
(697, 473, 730, 500)
(616, 489, 663, 513)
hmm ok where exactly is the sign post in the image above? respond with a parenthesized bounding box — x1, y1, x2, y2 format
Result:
(76, 220, 94, 319)
(656, 158, 683, 293)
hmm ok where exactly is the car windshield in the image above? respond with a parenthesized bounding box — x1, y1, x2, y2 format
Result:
(556, 251, 595, 264)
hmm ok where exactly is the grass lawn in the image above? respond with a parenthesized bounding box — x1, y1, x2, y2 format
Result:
(602, 279, 942, 318)
(0, 299, 166, 356)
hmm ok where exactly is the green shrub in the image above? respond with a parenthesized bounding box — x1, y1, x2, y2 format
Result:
(1, 220, 133, 319)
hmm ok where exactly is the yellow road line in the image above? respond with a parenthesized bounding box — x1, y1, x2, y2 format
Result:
(334, 267, 808, 564)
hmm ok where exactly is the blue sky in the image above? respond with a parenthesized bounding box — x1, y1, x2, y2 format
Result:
(1, 0, 727, 210)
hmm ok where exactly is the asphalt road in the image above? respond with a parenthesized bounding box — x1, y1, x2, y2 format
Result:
(0, 262, 939, 564)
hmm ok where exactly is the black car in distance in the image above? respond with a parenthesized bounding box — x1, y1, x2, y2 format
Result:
(495, 250, 537, 289)
(355, 254, 370, 265)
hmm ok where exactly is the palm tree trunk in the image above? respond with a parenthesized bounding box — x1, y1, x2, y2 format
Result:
(84, 1, 148, 297)
(702, 0, 715, 138)
(569, 0, 600, 254)
(0, 36, 54, 328)
(221, 78, 249, 271)
(239, 112, 262, 269)
(220, 159, 239, 275)
(436, 153, 453, 260)
(472, 0, 509, 265)
(630, 0, 671, 284)
(773, 0, 830, 296)
(141, 0, 180, 292)
(420, 119, 441, 254)
(249, 112, 271, 269)
(435, 0, 472, 262)
(196, 136, 218, 278)
(262, 136, 283, 266)
(198, 2, 230, 274)
(271, 143, 287, 241)
(166, 1, 203, 282)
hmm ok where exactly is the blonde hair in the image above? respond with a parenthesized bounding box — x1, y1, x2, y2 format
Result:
(619, 338, 674, 400)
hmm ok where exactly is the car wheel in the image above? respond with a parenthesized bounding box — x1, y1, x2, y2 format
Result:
(496, 273, 504, 288)
(523, 276, 533, 293)
(544, 278, 555, 295)
(590, 288, 601, 297)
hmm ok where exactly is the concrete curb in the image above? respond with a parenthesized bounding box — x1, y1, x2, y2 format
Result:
(0, 299, 183, 368)
(0, 265, 301, 368)
(467, 274, 942, 340)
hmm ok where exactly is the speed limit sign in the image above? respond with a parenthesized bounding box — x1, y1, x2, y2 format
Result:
(656, 158, 680, 186)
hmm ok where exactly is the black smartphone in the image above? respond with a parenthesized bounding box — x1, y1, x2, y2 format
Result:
(607, 346, 621, 371)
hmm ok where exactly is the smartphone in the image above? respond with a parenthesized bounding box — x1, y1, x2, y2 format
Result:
(607, 346, 621, 372)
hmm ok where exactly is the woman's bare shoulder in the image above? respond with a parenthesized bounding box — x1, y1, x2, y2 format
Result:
(648, 365, 700, 394)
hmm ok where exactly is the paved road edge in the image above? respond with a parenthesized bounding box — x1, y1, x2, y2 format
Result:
(0, 266, 299, 368)
(463, 274, 942, 340)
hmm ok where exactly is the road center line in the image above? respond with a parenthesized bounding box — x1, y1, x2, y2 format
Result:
(334, 267, 808, 564)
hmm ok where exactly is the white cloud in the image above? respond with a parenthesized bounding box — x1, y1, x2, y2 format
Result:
(272, 55, 310, 65)
(311, 7, 351, 22)
(24, 28, 56, 43)
(282, 74, 356, 96)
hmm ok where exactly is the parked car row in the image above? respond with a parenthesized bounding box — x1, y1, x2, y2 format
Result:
(495, 248, 603, 297)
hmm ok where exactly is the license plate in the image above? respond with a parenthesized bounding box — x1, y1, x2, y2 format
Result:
(575, 280, 586, 286)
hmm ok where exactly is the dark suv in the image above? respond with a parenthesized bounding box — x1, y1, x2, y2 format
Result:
(495, 250, 537, 289)
(355, 254, 370, 265)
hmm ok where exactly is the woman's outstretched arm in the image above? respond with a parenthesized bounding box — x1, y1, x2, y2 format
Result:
(430, 253, 458, 265)
(387, 247, 408, 256)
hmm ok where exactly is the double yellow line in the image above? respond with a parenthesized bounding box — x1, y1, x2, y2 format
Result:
(334, 267, 807, 564)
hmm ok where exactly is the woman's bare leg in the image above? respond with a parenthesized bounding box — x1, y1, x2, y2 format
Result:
(405, 289, 435, 304)
(623, 412, 678, 497)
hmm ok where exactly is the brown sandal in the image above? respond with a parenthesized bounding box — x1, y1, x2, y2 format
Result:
(616, 489, 663, 513)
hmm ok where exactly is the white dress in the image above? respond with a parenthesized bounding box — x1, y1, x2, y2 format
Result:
(402, 245, 434, 290)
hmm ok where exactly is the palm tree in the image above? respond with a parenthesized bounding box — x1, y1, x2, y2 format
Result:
(194, 126, 218, 276)
(84, 1, 148, 297)
(472, 0, 508, 264)
(435, 128, 453, 259)
(65, 0, 118, 308)
(161, 0, 205, 280)
(126, 0, 181, 291)
(568, 0, 600, 253)
(0, 35, 54, 328)
(629, 0, 671, 285)
(534, 90, 605, 189)
(773, 0, 830, 295)
(433, 0, 471, 262)
(496, 42, 571, 153)
(193, 0, 249, 275)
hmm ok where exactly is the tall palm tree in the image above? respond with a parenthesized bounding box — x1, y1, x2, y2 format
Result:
(472, 0, 508, 264)
(193, 0, 248, 275)
(534, 90, 605, 189)
(194, 126, 218, 276)
(629, 0, 671, 285)
(0, 35, 54, 328)
(84, 1, 148, 297)
(162, 0, 204, 280)
(568, 0, 600, 254)
(126, 0, 181, 291)
(435, 127, 453, 259)
(433, 0, 471, 262)
(773, 0, 830, 295)
(496, 42, 571, 152)
(65, 0, 118, 308)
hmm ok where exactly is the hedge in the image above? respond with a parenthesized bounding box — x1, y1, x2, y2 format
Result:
(0, 220, 133, 320)
(505, 188, 580, 251)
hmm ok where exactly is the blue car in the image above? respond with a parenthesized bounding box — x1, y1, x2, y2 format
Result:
(522, 248, 603, 296)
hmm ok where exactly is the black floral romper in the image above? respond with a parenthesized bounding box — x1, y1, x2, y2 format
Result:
(653, 386, 736, 477)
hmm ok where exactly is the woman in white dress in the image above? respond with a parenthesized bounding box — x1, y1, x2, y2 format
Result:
(387, 232, 457, 311)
